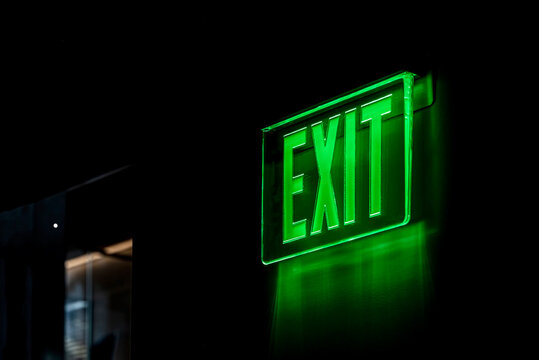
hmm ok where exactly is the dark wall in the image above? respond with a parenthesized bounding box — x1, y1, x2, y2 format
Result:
(133, 29, 535, 359)
(134, 73, 443, 359)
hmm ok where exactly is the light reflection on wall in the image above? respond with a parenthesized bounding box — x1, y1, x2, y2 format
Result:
(270, 221, 433, 357)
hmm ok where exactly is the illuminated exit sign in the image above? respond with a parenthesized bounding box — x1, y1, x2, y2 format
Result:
(261, 72, 415, 264)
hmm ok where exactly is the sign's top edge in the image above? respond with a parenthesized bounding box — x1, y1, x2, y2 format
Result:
(262, 71, 416, 133)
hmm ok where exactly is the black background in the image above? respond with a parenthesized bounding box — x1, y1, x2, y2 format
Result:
(2, 7, 536, 358)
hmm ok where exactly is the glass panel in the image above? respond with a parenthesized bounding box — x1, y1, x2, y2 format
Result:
(65, 239, 132, 359)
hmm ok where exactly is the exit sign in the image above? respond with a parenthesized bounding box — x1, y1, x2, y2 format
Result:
(261, 72, 415, 264)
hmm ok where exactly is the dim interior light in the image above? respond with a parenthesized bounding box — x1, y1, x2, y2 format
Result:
(65, 239, 132, 269)
(65, 252, 103, 269)
(103, 239, 133, 255)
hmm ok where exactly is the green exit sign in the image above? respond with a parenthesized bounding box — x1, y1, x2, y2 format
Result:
(261, 72, 415, 264)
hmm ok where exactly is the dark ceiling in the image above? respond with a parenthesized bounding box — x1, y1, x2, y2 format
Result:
(2, 14, 440, 213)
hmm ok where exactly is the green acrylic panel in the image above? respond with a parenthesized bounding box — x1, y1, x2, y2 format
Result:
(262, 72, 415, 265)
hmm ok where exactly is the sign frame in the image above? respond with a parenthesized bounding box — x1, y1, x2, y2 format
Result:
(261, 71, 415, 265)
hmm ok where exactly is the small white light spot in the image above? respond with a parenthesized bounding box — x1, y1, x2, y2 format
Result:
(53, 223, 58, 229)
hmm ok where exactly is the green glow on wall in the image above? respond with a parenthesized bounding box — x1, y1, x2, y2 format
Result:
(262, 72, 416, 264)
(270, 221, 433, 356)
